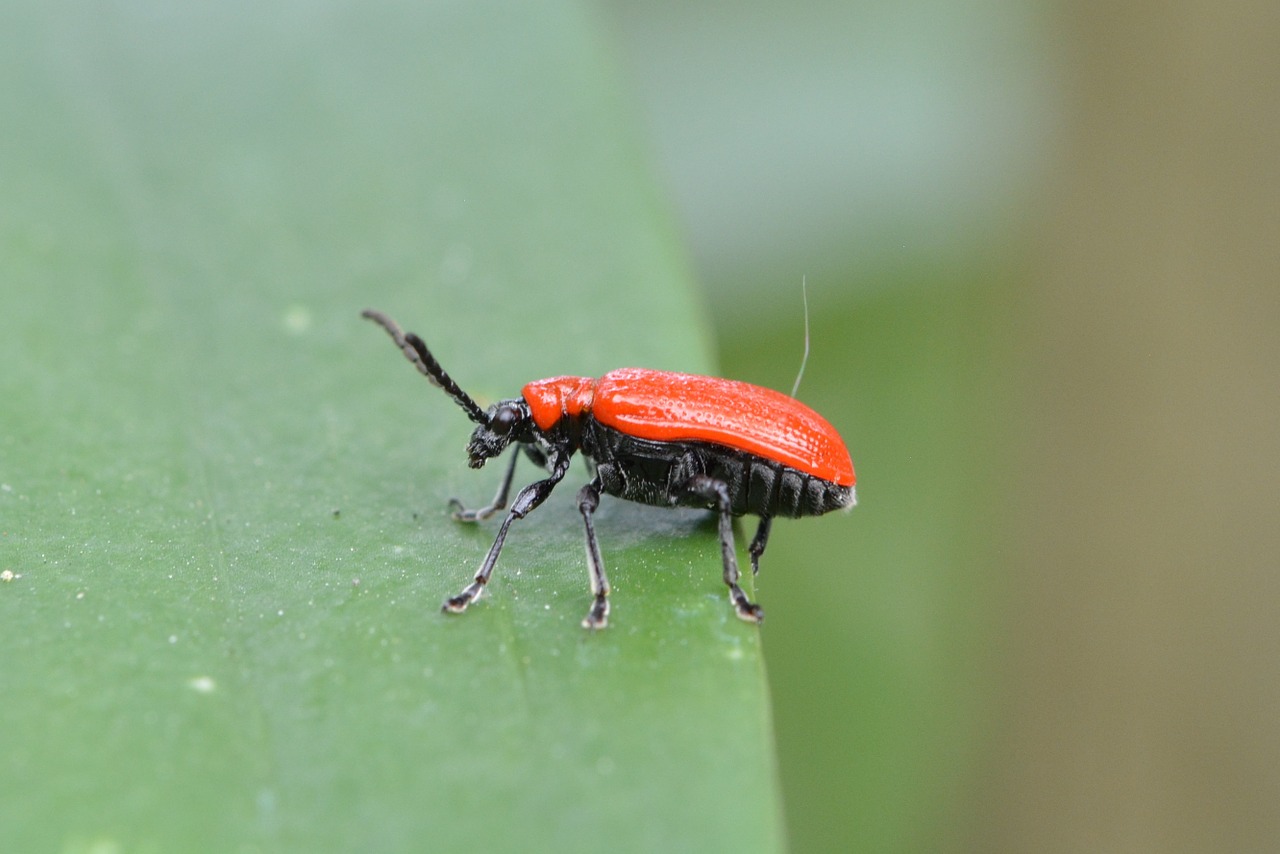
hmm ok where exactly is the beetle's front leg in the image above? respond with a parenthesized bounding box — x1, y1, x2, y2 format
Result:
(448, 449, 520, 522)
(442, 452, 571, 614)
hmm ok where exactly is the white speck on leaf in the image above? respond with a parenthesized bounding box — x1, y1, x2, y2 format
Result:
(188, 676, 216, 693)
(283, 305, 312, 334)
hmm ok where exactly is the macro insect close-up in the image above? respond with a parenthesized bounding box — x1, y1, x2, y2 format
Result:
(362, 308, 856, 629)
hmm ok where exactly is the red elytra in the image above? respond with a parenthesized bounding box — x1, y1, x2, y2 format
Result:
(523, 368, 856, 488)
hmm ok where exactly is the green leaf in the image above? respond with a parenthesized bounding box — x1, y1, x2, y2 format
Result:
(0, 2, 784, 851)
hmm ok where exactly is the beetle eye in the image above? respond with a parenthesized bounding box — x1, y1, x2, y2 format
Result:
(490, 405, 518, 435)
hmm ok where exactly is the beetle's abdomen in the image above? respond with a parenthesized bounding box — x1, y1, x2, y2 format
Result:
(586, 423, 855, 518)
(592, 369, 855, 488)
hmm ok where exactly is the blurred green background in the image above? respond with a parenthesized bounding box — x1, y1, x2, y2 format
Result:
(4, 0, 1278, 851)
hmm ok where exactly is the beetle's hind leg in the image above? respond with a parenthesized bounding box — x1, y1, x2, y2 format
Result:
(683, 475, 764, 624)
(576, 477, 611, 630)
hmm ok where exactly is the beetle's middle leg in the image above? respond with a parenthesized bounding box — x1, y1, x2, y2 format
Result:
(576, 476, 611, 630)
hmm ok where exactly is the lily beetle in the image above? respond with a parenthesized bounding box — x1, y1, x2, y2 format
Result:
(362, 308, 856, 629)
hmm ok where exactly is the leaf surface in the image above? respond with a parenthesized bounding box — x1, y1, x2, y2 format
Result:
(0, 3, 784, 851)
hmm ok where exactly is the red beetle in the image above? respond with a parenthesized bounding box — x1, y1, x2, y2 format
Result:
(363, 309, 856, 629)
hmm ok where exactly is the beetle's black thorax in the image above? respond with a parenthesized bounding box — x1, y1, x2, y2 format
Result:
(579, 420, 852, 519)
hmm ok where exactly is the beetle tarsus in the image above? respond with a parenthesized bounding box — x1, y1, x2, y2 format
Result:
(582, 594, 610, 630)
(447, 498, 484, 523)
(730, 589, 765, 623)
(442, 581, 483, 613)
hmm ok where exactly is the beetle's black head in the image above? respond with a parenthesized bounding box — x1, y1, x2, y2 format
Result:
(466, 398, 533, 468)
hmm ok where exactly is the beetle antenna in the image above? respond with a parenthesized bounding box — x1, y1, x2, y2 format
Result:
(790, 275, 810, 398)
(362, 309, 489, 425)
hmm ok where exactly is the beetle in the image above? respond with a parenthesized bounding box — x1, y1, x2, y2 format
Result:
(362, 308, 856, 629)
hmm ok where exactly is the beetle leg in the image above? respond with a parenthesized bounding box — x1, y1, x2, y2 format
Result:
(748, 516, 773, 576)
(684, 475, 764, 624)
(448, 449, 520, 522)
(443, 454, 570, 614)
(577, 477, 611, 630)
